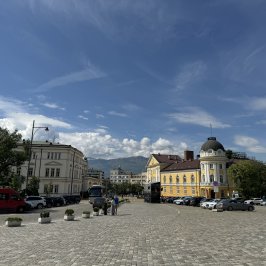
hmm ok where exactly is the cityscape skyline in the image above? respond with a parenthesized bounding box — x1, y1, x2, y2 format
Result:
(1, 1, 266, 161)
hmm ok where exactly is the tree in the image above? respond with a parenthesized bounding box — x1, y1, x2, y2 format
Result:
(0, 127, 27, 186)
(26, 176, 40, 196)
(227, 160, 266, 198)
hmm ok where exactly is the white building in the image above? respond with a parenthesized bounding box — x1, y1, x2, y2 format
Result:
(110, 167, 132, 183)
(130, 172, 147, 186)
(14, 141, 88, 196)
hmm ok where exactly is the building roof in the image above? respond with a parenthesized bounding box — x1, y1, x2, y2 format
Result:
(200, 137, 225, 152)
(152, 154, 182, 164)
(162, 159, 200, 172)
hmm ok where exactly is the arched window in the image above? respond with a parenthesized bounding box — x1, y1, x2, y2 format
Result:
(183, 175, 187, 184)
(210, 175, 214, 183)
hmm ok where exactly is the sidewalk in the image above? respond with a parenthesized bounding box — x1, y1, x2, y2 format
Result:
(0, 200, 266, 266)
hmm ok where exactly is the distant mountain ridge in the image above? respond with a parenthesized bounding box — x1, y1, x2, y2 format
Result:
(88, 156, 148, 177)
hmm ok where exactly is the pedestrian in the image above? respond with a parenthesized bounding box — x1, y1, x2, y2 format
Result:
(114, 194, 119, 215)
(111, 197, 115, 216)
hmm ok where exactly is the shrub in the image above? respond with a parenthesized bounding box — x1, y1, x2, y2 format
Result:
(82, 211, 91, 215)
(93, 207, 99, 212)
(40, 211, 50, 218)
(65, 209, 74, 216)
(5, 217, 22, 222)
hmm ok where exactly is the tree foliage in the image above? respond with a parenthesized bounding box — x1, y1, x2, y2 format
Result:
(227, 160, 266, 198)
(26, 176, 40, 196)
(107, 182, 144, 195)
(0, 127, 27, 186)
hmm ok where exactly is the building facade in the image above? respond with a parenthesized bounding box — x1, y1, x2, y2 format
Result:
(14, 141, 88, 196)
(109, 167, 132, 183)
(130, 172, 147, 186)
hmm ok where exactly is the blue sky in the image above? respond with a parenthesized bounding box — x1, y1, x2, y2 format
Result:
(1, 0, 266, 160)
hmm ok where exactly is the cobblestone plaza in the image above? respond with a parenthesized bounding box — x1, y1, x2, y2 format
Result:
(0, 199, 266, 266)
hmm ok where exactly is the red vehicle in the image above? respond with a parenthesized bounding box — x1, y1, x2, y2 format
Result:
(0, 187, 27, 213)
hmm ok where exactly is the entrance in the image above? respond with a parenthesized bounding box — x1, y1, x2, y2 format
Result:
(210, 190, 215, 199)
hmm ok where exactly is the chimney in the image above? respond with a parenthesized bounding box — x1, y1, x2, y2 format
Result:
(184, 150, 194, 161)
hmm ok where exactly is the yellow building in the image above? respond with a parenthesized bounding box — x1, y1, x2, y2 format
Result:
(160, 159, 200, 197)
(146, 154, 182, 183)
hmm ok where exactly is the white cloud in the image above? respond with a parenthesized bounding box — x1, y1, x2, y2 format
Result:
(234, 135, 266, 153)
(34, 64, 105, 92)
(96, 114, 105, 119)
(174, 61, 206, 91)
(42, 102, 65, 110)
(168, 107, 230, 128)
(78, 115, 88, 120)
(248, 97, 266, 111)
(108, 111, 127, 117)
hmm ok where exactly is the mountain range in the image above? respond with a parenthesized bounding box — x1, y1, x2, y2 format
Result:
(88, 156, 148, 177)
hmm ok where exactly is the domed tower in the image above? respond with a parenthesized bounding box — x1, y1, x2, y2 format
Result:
(199, 137, 228, 198)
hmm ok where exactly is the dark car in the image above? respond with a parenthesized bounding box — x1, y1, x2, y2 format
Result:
(63, 195, 81, 205)
(51, 196, 65, 207)
(216, 199, 255, 211)
(183, 196, 193, 206)
(41, 197, 54, 208)
(190, 197, 205, 207)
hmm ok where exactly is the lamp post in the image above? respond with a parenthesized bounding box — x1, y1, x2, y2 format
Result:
(25, 120, 49, 189)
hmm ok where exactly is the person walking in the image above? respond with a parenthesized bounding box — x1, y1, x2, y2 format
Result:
(111, 197, 116, 216)
(114, 194, 119, 215)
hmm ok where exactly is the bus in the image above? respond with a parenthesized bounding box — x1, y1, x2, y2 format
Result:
(144, 182, 161, 203)
(88, 185, 105, 204)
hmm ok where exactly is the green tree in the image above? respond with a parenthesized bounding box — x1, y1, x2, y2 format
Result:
(26, 176, 40, 196)
(227, 160, 266, 198)
(0, 127, 27, 186)
(225, 149, 233, 159)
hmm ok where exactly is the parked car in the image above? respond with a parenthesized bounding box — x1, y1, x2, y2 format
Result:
(174, 196, 191, 205)
(0, 187, 28, 213)
(244, 198, 263, 205)
(190, 197, 205, 207)
(200, 198, 213, 208)
(63, 195, 81, 204)
(51, 196, 65, 207)
(206, 199, 221, 210)
(25, 196, 46, 209)
(41, 197, 53, 208)
(183, 196, 193, 206)
(92, 197, 106, 209)
(216, 199, 254, 211)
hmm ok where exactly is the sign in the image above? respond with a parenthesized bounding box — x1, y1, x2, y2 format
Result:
(213, 181, 219, 186)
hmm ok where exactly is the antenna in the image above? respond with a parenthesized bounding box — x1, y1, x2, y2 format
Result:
(210, 123, 212, 137)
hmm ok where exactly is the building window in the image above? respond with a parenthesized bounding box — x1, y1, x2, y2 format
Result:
(202, 175, 205, 182)
(169, 176, 172, 184)
(210, 164, 214, 169)
(51, 152, 54, 160)
(191, 176, 195, 184)
(192, 188, 195, 195)
(58, 153, 61, 160)
(163, 176, 166, 184)
(176, 176, 179, 184)
(50, 168, 55, 177)
(45, 168, 49, 177)
(219, 164, 223, 169)
(220, 175, 223, 183)
(54, 153, 58, 160)
(183, 176, 187, 184)
(170, 186, 173, 194)
(47, 152, 50, 159)
(163, 187, 166, 192)
(176, 187, 180, 194)
(56, 168, 60, 177)
(54, 185, 59, 194)
(16, 167, 21, 175)
(28, 168, 33, 177)
(201, 164, 205, 169)
(210, 175, 214, 183)
(184, 188, 187, 194)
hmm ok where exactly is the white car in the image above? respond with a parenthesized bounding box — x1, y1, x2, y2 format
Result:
(244, 198, 263, 205)
(25, 196, 46, 209)
(174, 197, 185, 205)
(260, 200, 266, 206)
(206, 199, 220, 209)
(201, 199, 214, 208)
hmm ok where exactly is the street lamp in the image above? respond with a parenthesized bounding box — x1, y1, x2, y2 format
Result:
(25, 120, 49, 189)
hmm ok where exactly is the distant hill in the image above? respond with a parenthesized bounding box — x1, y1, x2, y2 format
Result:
(88, 156, 148, 177)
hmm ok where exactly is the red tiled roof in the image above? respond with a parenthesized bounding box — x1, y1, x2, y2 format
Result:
(152, 154, 182, 164)
(162, 159, 200, 172)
